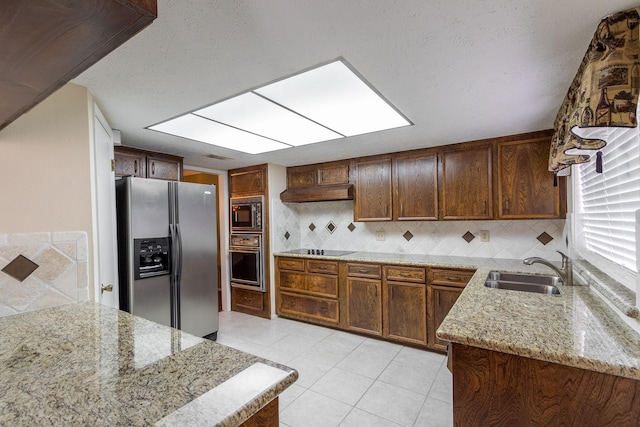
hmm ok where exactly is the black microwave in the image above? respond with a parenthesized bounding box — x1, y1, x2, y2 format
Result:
(230, 196, 263, 232)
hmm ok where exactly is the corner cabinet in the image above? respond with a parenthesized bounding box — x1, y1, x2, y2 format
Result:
(354, 158, 393, 221)
(497, 136, 565, 219)
(440, 143, 493, 220)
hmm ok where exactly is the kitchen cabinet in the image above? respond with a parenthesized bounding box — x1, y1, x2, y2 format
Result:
(383, 266, 428, 346)
(345, 263, 383, 336)
(354, 158, 393, 221)
(229, 164, 267, 197)
(231, 287, 265, 315)
(1, 0, 157, 131)
(440, 143, 493, 220)
(428, 268, 474, 351)
(450, 343, 640, 426)
(280, 160, 353, 203)
(497, 136, 565, 219)
(276, 257, 340, 326)
(114, 147, 182, 180)
(393, 151, 439, 220)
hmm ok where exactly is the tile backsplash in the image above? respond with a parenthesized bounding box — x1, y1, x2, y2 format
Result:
(0, 232, 89, 317)
(272, 200, 567, 261)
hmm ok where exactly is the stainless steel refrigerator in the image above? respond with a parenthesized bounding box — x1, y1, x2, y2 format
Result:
(115, 177, 218, 339)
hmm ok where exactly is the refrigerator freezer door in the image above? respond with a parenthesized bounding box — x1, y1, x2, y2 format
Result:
(175, 181, 218, 337)
(128, 178, 172, 328)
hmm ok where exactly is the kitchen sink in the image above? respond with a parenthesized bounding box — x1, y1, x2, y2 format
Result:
(484, 271, 562, 295)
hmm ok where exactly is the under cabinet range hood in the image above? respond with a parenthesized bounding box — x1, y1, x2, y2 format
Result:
(280, 184, 353, 203)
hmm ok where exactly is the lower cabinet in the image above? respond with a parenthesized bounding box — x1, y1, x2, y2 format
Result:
(232, 287, 265, 315)
(428, 268, 475, 351)
(276, 257, 339, 327)
(276, 256, 471, 351)
(345, 263, 383, 336)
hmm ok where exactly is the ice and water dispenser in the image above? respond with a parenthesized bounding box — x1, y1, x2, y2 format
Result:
(133, 238, 171, 280)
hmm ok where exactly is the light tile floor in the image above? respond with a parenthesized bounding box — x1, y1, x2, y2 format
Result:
(217, 311, 453, 427)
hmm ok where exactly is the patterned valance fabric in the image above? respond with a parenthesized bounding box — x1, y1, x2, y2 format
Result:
(550, 8, 640, 173)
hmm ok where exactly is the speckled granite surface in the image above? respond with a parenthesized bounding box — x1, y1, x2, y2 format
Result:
(276, 250, 640, 381)
(0, 302, 297, 426)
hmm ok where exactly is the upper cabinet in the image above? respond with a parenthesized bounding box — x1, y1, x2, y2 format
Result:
(280, 160, 353, 202)
(354, 158, 393, 221)
(440, 143, 493, 220)
(497, 136, 565, 219)
(229, 165, 267, 197)
(394, 151, 439, 221)
(1, 0, 157, 130)
(114, 147, 182, 181)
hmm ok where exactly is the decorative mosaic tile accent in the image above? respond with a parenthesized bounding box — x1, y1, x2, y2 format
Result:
(326, 221, 336, 234)
(0, 231, 89, 317)
(308, 223, 316, 232)
(462, 231, 476, 243)
(284, 231, 290, 240)
(537, 232, 554, 245)
(1, 255, 39, 282)
(347, 223, 356, 232)
(403, 231, 414, 241)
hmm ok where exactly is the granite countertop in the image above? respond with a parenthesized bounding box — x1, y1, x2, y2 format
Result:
(0, 302, 297, 426)
(276, 250, 640, 381)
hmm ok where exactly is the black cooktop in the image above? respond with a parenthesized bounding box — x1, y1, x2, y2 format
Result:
(286, 249, 356, 257)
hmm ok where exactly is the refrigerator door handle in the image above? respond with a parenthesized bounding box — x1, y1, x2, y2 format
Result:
(175, 222, 183, 328)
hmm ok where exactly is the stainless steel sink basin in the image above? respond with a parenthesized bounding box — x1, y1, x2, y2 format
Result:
(484, 271, 562, 295)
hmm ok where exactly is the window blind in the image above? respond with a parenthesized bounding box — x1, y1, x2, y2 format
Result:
(576, 127, 640, 272)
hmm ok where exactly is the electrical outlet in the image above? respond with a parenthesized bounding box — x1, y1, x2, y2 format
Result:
(376, 230, 385, 241)
(479, 230, 490, 242)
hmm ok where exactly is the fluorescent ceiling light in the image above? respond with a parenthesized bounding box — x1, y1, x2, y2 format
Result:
(147, 59, 411, 154)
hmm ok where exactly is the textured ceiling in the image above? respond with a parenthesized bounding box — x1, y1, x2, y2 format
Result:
(73, 0, 639, 171)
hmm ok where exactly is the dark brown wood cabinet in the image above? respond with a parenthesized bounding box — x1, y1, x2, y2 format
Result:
(383, 266, 428, 346)
(114, 147, 182, 180)
(441, 143, 493, 220)
(450, 343, 640, 426)
(345, 263, 383, 336)
(428, 268, 474, 351)
(393, 151, 439, 220)
(229, 165, 267, 197)
(1, 0, 157, 131)
(497, 135, 565, 219)
(354, 158, 393, 221)
(276, 257, 340, 326)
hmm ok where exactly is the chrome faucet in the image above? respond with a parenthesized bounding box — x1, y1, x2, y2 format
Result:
(523, 251, 573, 286)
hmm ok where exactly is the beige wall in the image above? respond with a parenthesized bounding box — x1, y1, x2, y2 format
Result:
(0, 84, 94, 292)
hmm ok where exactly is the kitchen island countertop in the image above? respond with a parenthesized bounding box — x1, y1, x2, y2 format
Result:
(275, 250, 640, 381)
(0, 302, 297, 426)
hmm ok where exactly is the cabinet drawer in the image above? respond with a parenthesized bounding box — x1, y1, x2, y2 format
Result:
(347, 263, 382, 279)
(280, 272, 338, 298)
(307, 260, 338, 275)
(278, 258, 305, 272)
(431, 269, 475, 287)
(280, 292, 339, 324)
(233, 288, 264, 310)
(385, 266, 426, 283)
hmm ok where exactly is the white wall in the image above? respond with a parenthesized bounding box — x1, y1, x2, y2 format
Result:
(0, 83, 95, 306)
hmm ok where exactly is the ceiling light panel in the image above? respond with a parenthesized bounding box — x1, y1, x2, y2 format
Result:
(194, 92, 343, 146)
(255, 60, 411, 137)
(149, 114, 289, 154)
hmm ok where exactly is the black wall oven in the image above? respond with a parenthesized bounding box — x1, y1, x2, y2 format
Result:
(229, 234, 264, 292)
(230, 196, 263, 233)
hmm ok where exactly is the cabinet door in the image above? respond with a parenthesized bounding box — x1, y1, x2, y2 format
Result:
(346, 277, 382, 336)
(394, 152, 438, 220)
(114, 148, 146, 177)
(441, 144, 492, 220)
(430, 285, 463, 351)
(147, 155, 181, 181)
(318, 162, 350, 186)
(229, 166, 266, 197)
(355, 158, 392, 221)
(497, 138, 563, 218)
(384, 282, 427, 345)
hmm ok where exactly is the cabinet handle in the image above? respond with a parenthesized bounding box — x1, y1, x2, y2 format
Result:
(390, 287, 394, 299)
(483, 200, 487, 215)
(505, 198, 510, 213)
(436, 292, 440, 307)
(134, 159, 138, 174)
(375, 286, 377, 297)
(358, 269, 370, 274)
(318, 306, 328, 313)
(445, 276, 461, 282)
(399, 272, 411, 278)
(318, 266, 328, 270)
(400, 203, 404, 216)
(385, 204, 388, 216)
(151, 161, 155, 175)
